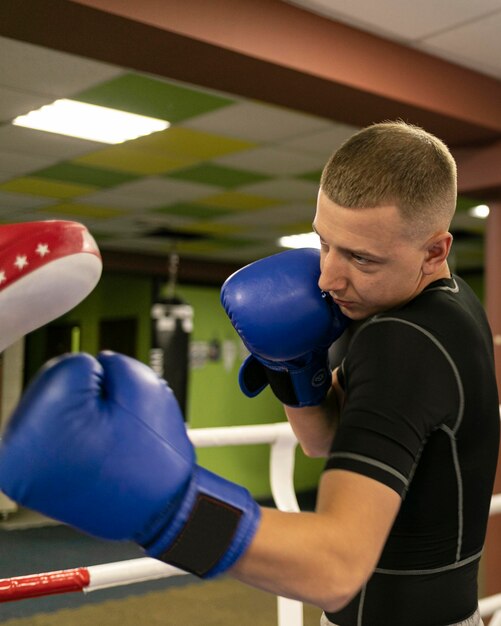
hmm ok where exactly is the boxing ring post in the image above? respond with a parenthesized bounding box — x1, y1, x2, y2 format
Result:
(2, 420, 501, 625)
(0, 421, 304, 626)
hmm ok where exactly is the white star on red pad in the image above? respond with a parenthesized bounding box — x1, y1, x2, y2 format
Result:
(0, 241, 55, 290)
(36, 243, 50, 257)
(14, 255, 28, 270)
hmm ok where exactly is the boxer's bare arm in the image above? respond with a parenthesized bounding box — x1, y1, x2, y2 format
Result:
(285, 368, 344, 457)
(231, 467, 401, 612)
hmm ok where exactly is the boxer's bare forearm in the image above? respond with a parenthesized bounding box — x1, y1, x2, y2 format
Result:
(285, 369, 344, 457)
(230, 469, 401, 612)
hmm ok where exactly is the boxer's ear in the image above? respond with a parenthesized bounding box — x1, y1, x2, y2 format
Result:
(421, 232, 453, 275)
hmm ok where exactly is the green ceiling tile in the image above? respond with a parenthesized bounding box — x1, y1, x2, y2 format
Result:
(74, 74, 235, 123)
(297, 170, 322, 183)
(198, 191, 283, 211)
(38, 202, 125, 219)
(0, 177, 96, 198)
(154, 203, 233, 220)
(456, 195, 485, 213)
(165, 163, 270, 188)
(34, 162, 138, 188)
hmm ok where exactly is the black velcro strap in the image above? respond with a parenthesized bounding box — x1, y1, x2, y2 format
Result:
(241, 355, 269, 394)
(241, 357, 298, 405)
(264, 368, 298, 406)
(158, 494, 242, 577)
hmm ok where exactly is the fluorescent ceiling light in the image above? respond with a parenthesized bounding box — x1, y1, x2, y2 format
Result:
(12, 99, 169, 144)
(468, 204, 490, 219)
(278, 232, 320, 249)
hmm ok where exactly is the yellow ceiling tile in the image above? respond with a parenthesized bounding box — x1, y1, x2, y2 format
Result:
(130, 127, 255, 159)
(198, 192, 283, 211)
(281, 220, 316, 234)
(0, 177, 96, 198)
(73, 146, 200, 175)
(39, 203, 125, 219)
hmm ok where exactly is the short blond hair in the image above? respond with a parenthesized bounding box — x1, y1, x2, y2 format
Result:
(320, 121, 457, 236)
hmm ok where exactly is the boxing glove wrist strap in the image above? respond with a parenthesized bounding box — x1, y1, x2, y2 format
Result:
(239, 353, 332, 407)
(142, 466, 261, 578)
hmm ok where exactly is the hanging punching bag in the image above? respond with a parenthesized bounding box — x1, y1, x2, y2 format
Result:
(149, 252, 193, 417)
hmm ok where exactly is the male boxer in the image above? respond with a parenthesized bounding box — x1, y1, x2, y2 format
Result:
(0, 122, 497, 626)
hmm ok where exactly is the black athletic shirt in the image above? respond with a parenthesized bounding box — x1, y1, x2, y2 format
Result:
(324, 276, 500, 626)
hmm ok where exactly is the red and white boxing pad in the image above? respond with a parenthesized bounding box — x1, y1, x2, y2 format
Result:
(0, 221, 102, 353)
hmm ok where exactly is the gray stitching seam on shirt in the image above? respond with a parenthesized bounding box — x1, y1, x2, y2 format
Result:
(374, 550, 482, 576)
(425, 278, 459, 294)
(356, 317, 466, 563)
(441, 424, 464, 561)
(328, 452, 409, 487)
(357, 583, 367, 626)
(366, 317, 465, 433)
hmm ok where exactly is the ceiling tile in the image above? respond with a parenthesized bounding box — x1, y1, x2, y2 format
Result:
(130, 127, 255, 160)
(421, 11, 501, 80)
(280, 123, 359, 158)
(280, 220, 318, 235)
(197, 192, 284, 211)
(237, 178, 318, 202)
(153, 203, 234, 220)
(180, 100, 334, 142)
(0, 150, 57, 177)
(164, 163, 270, 188)
(79, 189, 162, 211)
(0, 190, 54, 210)
(37, 202, 126, 220)
(82, 216, 150, 236)
(214, 147, 326, 176)
(116, 177, 218, 198)
(73, 146, 200, 175)
(0, 86, 53, 121)
(0, 36, 124, 97)
(0, 173, 14, 184)
(286, 0, 501, 42)
(0, 125, 104, 159)
(296, 170, 323, 184)
(0, 177, 97, 199)
(81, 176, 220, 210)
(33, 162, 139, 188)
(217, 203, 314, 227)
(74, 73, 235, 122)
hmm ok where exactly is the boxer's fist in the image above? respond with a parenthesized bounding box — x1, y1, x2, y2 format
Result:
(221, 249, 349, 407)
(0, 352, 260, 578)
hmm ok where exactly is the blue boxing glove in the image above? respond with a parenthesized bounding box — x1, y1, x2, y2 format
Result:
(0, 352, 260, 578)
(221, 248, 349, 407)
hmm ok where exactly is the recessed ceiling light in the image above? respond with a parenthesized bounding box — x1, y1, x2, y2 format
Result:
(278, 232, 320, 249)
(12, 99, 169, 144)
(468, 204, 490, 219)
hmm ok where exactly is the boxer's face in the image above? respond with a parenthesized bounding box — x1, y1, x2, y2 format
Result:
(314, 191, 446, 320)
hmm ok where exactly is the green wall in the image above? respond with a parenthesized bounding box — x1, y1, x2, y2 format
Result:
(25, 272, 324, 501)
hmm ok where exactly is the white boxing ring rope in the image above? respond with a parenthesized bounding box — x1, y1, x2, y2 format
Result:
(0, 421, 304, 625)
(1, 420, 501, 626)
